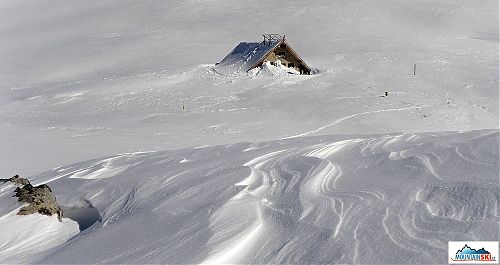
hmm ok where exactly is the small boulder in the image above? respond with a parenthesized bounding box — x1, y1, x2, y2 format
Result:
(15, 183, 63, 221)
(10, 175, 31, 186)
(0, 175, 30, 186)
(1, 175, 63, 221)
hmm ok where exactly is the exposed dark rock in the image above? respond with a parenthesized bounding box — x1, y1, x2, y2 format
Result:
(0, 175, 30, 186)
(1, 175, 63, 221)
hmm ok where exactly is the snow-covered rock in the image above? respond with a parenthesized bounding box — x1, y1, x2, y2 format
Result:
(1, 175, 64, 221)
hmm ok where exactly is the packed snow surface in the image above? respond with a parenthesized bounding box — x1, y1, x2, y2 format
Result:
(249, 61, 302, 77)
(0, 185, 79, 264)
(1, 130, 498, 264)
(0, 0, 498, 176)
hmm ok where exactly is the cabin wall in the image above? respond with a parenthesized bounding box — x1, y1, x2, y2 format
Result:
(262, 45, 310, 74)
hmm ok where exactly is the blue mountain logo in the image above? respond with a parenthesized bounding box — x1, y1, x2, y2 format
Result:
(456, 245, 491, 255)
(452, 244, 496, 262)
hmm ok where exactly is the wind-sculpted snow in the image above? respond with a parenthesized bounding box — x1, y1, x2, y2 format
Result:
(1, 130, 497, 264)
(0, 185, 79, 263)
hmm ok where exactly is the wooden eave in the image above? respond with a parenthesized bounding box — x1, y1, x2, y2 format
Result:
(248, 40, 311, 72)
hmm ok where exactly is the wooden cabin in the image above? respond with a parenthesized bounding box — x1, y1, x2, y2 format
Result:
(217, 34, 311, 75)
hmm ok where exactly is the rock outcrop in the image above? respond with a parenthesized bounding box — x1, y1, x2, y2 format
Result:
(0, 175, 63, 221)
(0, 175, 30, 186)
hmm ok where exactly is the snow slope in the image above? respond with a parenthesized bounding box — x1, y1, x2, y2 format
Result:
(0, 184, 79, 264)
(0, 129, 497, 264)
(0, 0, 498, 176)
(0, 1, 498, 263)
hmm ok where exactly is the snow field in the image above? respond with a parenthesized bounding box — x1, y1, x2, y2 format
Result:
(0, 130, 495, 263)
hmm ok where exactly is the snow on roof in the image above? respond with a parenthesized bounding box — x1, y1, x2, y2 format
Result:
(216, 40, 281, 74)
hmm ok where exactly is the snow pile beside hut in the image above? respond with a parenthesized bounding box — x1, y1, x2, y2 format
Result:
(248, 61, 300, 76)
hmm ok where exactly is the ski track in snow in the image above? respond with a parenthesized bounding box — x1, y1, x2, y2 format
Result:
(1, 130, 496, 264)
(0, 0, 497, 263)
(284, 106, 416, 139)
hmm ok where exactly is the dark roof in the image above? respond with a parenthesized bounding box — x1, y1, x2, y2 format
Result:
(216, 37, 311, 74)
(216, 40, 281, 73)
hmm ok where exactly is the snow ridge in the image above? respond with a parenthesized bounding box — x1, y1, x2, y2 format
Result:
(0, 130, 495, 264)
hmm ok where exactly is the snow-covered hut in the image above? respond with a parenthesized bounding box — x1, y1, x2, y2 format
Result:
(216, 34, 311, 75)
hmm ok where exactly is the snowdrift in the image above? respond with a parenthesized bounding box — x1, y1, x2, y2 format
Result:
(0, 1, 497, 262)
(248, 61, 301, 77)
(1, 129, 497, 264)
